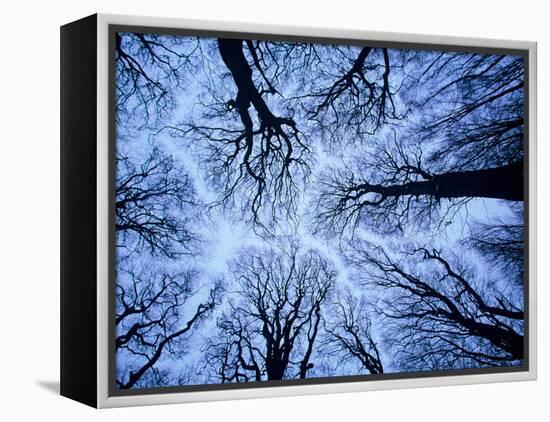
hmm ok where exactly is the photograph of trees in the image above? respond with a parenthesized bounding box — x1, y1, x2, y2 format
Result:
(114, 31, 526, 390)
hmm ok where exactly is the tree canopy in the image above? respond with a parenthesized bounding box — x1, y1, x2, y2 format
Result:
(114, 31, 526, 389)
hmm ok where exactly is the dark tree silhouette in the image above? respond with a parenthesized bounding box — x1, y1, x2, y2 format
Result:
(348, 241, 524, 370)
(323, 288, 383, 374)
(204, 245, 335, 382)
(314, 51, 524, 235)
(411, 53, 524, 170)
(292, 46, 405, 138)
(177, 39, 311, 231)
(238, 41, 324, 96)
(115, 148, 199, 258)
(116, 32, 198, 126)
(116, 268, 220, 389)
(467, 205, 524, 285)
(315, 133, 523, 235)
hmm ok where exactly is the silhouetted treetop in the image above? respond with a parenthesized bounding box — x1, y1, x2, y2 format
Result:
(347, 240, 524, 369)
(205, 244, 336, 382)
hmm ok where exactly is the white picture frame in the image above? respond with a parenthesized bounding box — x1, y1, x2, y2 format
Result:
(61, 13, 537, 408)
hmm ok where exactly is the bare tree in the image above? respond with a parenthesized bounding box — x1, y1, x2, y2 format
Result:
(314, 50, 524, 236)
(175, 39, 311, 232)
(411, 53, 524, 170)
(115, 148, 199, 258)
(204, 245, 335, 382)
(348, 241, 524, 370)
(323, 288, 383, 374)
(116, 32, 198, 126)
(315, 134, 523, 235)
(116, 268, 221, 389)
(467, 204, 524, 285)
(292, 46, 405, 139)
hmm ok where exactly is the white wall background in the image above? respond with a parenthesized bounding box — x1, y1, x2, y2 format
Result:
(0, 0, 546, 419)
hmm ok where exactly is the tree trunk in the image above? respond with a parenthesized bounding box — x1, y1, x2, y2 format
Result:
(266, 359, 287, 380)
(463, 318, 524, 360)
(360, 161, 524, 202)
(218, 39, 276, 123)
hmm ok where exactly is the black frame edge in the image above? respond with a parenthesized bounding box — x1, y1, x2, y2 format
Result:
(60, 13, 98, 408)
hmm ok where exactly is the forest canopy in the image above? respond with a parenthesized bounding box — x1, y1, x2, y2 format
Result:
(114, 31, 526, 389)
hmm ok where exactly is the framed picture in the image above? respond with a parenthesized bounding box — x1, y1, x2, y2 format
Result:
(60, 13, 537, 408)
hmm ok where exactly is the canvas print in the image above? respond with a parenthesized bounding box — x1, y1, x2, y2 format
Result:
(113, 30, 526, 392)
